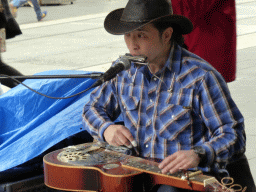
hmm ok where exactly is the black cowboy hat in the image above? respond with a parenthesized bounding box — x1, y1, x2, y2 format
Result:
(104, 0, 193, 35)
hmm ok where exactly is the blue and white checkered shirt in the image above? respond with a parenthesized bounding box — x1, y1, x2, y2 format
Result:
(83, 44, 245, 175)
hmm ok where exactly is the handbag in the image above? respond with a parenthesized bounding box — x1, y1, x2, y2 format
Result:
(0, 0, 22, 39)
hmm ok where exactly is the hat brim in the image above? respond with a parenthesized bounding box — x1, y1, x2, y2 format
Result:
(104, 8, 193, 35)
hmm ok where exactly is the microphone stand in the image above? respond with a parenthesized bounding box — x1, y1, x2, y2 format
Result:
(0, 73, 103, 80)
(0, 54, 147, 81)
(0, 54, 147, 99)
(0, 73, 104, 99)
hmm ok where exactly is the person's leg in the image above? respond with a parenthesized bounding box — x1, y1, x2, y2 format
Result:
(30, 0, 41, 20)
(150, 185, 190, 192)
(226, 155, 256, 192)
(30, 0, 47, 21)
(157, 185, 189, 192)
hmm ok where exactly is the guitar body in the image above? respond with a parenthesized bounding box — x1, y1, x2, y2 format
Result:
(44, 154, 144, 192)
(44, 143, 144, 192)
(43, 142, 222, 192)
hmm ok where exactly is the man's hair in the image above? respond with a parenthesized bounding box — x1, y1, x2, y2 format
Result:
(151, 19, 186, 48)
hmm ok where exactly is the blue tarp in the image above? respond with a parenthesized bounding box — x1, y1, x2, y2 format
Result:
(0, 70, 98, 172)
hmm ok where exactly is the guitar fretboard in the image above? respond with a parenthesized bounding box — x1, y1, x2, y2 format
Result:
(123, 157, 183, 177)
(122, 156, 214, 184)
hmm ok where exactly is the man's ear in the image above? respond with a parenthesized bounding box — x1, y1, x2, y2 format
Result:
(162, 27, 173, 44)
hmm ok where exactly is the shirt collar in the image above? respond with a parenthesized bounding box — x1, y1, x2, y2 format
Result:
(158, 42, 175, 74)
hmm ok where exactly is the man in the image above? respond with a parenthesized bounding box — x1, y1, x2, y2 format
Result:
(1, 0, 24, 88)
(82, 0, 246, 191)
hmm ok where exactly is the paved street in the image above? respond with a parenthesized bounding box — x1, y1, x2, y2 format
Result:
(14, 0, 127, 25)
(1, 0, 256, 183)
(4, 0, 128, 74)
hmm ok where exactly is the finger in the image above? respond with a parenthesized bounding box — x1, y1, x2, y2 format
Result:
(109, 139, 119, 146)
(168, 155, 198, 174)
(115, 139, 125, 146)
(113, 132, 129, 146)
(108, 133, 124, 146)
(116, 134, 130, 146)
(168, 160, 188, 174)
(161, 161, 180, 174)
(159, 155, 175, 169)
(178, 162, 192, 171)
(179, 157, 199, 170)
(159, 153, 187, 174)
(124, 128, 135, 142)
(119, 127, 135, 147)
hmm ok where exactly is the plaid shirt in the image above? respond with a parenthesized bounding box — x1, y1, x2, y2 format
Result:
(83, 44, 245, 175)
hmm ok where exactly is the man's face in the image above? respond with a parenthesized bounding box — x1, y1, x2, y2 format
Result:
(124, 23, 170, 64)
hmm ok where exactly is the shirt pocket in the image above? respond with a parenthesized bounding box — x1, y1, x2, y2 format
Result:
(156, 88, 193, 143)
(121, 95, 140, 111)
(120, 94, 140, 129)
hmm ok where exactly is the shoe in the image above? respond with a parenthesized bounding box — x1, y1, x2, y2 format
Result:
(9, 4, 18, 18)
(38, 11, 47, 21)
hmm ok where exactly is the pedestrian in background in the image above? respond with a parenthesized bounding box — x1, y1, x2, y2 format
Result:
(1, 0, 24, 89)
(171, 0, 236, 83)
(9, 0, 47, 21)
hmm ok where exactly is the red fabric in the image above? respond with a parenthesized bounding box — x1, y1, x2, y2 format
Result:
(172, 0, 236, 82)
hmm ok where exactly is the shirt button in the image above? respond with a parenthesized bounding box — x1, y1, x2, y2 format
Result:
(150, 99, 153, 103)
(145, 144, 149, 148)
(172, 115, 174, 118)
(153, 77, 157, 81)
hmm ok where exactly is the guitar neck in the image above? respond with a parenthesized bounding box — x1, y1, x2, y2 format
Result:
(121, 156, 214, 191)
(122, 156, 236, 192)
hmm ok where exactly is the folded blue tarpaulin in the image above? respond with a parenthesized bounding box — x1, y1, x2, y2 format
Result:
(0, 70, 99, 172)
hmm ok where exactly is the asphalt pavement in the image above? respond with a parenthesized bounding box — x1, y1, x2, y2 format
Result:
(1, 0, 256, 184)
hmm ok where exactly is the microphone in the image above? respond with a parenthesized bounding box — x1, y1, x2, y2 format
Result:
(101, 55, 131, 82)
(91, 55, 133, 88)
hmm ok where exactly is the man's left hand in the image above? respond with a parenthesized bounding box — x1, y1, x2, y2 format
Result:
(158, 150, 200, 174)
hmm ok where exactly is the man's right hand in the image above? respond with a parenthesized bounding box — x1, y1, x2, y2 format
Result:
(103, 125, 135, 148)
